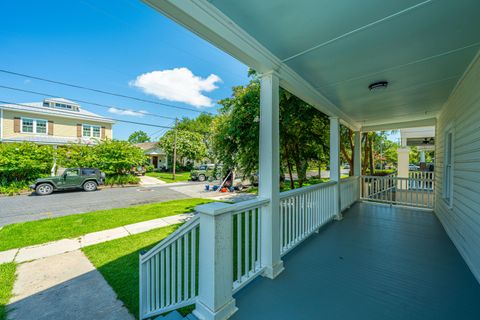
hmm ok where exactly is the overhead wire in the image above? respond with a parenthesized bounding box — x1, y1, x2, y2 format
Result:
(0, 69, 213, 115)
(0, 85, 176, 120)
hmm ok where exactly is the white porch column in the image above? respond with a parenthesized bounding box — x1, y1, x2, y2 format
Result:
(397, 147, 410, 190)
(330, 117, 342, 220)
(353, 131, 362, 177)
(194, 202, 238, 320)
(259, 71, 284, 279)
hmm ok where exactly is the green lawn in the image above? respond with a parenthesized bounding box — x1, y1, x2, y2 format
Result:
(0, 263, 16, 320)
(0, 198, 213, 251)
(146, 171, 191, 183)
(82, 225, 179, 319)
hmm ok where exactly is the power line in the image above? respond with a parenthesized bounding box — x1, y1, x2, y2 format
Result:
(0, 100, 213, 135)
(0, 69, 213, 115)
(0, 100, 174, 129)
(0, 85, 176, 121)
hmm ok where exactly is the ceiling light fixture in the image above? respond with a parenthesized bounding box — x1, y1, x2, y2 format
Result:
(368, 81, 389, 91)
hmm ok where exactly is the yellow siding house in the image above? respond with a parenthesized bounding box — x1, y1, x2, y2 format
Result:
(0, 98, 114, 145)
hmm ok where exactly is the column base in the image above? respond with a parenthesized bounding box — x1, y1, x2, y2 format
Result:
(193, 298, 238, 320)
(334, 213, 343, 221)
(262, 260, 284, 279)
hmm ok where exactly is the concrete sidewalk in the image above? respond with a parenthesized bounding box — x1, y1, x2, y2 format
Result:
(7, 250, 135, 320)
(0, 213, 193, 264)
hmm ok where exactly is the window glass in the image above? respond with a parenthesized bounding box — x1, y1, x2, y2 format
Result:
(83, 124, 91, 137)
(22, 118, 34, 133)
(66, 169, 79, 177)
(92, 126, 101, 138)
(81, 169, 96, 176)
(36, 120, 47, 134)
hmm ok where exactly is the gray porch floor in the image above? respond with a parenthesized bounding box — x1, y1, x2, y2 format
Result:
(231, 202, 480, 320)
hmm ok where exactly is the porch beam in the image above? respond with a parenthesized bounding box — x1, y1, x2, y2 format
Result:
(259, 71, 284, 279)
(362, 118, 436, 132)
(330, 117, 342, 220)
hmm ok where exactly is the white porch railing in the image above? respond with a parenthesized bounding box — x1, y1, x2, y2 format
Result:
(140, 179, 366, 319)
(231, 199, 269, 293)
(340, 176, 360, 211)
(360, 173, 434, 209)
(279, 181, 337, 256)
(139, 216, 200, 319)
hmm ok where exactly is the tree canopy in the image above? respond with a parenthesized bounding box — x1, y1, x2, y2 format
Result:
(212, 75, 330, 187)
(159, 130, 207, 164)
(128, 130, 150, 143)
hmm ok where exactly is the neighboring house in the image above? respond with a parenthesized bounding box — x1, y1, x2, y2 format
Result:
(0, 98, 114, 145)
(135, 142, 168, 169)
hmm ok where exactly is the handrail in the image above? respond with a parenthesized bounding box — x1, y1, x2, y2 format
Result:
(140, 215, 199, 262)
(279, 180, 336, 199)
(206, 197, 269, 215)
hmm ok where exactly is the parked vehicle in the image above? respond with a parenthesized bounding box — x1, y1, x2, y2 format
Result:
(190, 164, 222, 182)
(409, 164, 420, 171)
(30, 168, 105, 195)
(131, 165, 146, 176)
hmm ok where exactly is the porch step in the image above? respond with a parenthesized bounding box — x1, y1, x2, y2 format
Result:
(153, 311, 198, 320)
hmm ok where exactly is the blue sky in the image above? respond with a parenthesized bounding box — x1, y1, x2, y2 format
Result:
(0, 0, 250, 140)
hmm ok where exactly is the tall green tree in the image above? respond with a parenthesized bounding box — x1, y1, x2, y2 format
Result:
(128, 130, 150, 143)
(176, 113, 215, 161)
(159, 130, 207, 166)
(213, 73, 330, 188)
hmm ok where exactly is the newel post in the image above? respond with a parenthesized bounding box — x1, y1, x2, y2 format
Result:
(258, 71, 284, 279)
(193, 202, 237, 320)
(330, 117, 342, 220)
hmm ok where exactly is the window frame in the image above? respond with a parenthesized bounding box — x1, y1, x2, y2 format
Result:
(442, 126, 454, 208)
(21, 117, 48, 135)
(82, 124, 101, 138)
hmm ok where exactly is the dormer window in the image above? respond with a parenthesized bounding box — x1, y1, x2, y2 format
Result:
(43, 98, 79, 111)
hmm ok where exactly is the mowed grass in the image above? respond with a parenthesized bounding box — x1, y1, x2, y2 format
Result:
(82, 225, 179, 319)
(146, 171, 191, 183)
(0, 198, 213, 251)
(0, 263, 16, 320)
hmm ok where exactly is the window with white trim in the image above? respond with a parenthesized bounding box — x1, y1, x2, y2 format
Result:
(21, 118, 48, 134)
(443, 129, 454, 207)
(82, 124, 101, 138)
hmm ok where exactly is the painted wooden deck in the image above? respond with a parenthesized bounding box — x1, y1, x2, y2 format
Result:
(231, 202, 480, 320)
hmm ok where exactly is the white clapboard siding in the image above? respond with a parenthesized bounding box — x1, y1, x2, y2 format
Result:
(435, 52, 480, 283)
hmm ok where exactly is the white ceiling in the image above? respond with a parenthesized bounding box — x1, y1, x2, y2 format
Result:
(208, 0, 480, 126)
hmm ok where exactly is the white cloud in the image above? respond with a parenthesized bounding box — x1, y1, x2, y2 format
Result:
(129, 68, 222, 107)
(108, 107, 147, 117)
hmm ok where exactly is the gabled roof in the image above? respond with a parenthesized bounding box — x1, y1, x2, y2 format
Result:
(134, 142, 166, 155)
(0, 99, 115, 124)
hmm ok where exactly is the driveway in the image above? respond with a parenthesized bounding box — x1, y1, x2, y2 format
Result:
(0, 182, 200, 226)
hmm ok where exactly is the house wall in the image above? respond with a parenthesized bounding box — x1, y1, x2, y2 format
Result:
(1, 110, 112, 140)
(435, 53, 480, 283)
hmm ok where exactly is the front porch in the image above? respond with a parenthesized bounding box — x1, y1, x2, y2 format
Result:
(232, 202, 480, 320)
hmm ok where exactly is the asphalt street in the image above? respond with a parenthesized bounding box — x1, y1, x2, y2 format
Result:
(0, 183, 200, 226)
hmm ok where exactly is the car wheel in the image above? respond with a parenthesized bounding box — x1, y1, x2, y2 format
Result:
(198, 174, 206, 182)
(36, 183, 53, 196)
(83, 181, 97, 192)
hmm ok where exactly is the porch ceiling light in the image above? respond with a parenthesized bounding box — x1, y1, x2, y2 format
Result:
(368, 81, 389, 91)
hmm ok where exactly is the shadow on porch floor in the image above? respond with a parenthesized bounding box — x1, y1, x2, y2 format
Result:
(231, 202, 480, 320)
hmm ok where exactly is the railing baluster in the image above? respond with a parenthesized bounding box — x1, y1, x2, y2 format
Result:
(236, 213, 241, 282)
(245, 210, 250, 277)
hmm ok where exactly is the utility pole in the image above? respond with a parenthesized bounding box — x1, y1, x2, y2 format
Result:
(172, 118, 178, 181)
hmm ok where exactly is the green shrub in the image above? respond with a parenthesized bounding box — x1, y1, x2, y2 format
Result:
(0, 180, 30, 196)
(0, 143, 54, 183)
(104, 174, 140, 186)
